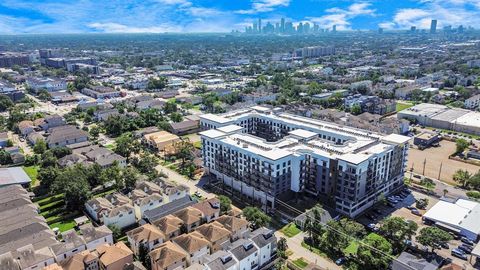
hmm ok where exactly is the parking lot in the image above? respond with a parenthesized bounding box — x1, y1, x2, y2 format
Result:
(358, 190, 479, 269)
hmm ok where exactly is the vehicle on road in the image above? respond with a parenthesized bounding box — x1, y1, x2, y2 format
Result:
(451, 249, 468, 260)
(335, 257, 346, 265)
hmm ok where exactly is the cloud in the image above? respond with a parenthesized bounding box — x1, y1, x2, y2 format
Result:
(236, 0, 290, 14)
(308, 2, 376, 30)
(380, 0, 480, 29)
(87, 22, 181, 33)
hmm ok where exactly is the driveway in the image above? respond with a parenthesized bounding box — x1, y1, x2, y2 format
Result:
(155, 164, 214, 199)
(275, 231, 341, 270)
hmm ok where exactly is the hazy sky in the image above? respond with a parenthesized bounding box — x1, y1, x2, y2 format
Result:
(1, 0, 479, 34)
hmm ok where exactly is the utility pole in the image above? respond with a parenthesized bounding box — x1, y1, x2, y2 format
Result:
(422, 158, 427, 176)
(438, 162, 443, 180)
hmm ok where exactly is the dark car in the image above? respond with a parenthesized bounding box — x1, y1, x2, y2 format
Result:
(440, 242, 449, 249)
(461, 237, 475, 246)
(459, 244, 473, 254)
(335, 257, 346, 266)
(451, 248, 468, 260)
(411, 209, 422, 216)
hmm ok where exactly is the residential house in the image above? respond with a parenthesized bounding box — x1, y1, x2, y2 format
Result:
(58, 250, 99, 270)
(83, 146, 127, 168)
(192, 198, 221, 223)
(204, 250, 239, 270)
(130, 189, 164, 219)
(249, 228, 276, 268)
(95, 108, 121, 122)
(465, 94, 480, 110)
(174, 207, 204, 232)
(78, 224, 114, 251)
(142, 131, 181, 152)
(173, 232, 211, 265)
(169, 120, 200, 136)
(127, 224, 165, 255)
(153, 215, 184, 240)
(143, 195, 195, 224)
(50, 230, 87, 262)
(160, 181, 189, 203)
(229, 239, 259, 270)
(46, 125, 89, 148)
(136, 99, 166, 110)
(16, 245, 56, 270)
(216, 215, 249, 241)
(97, 242, 133, 270)
(149, 241, 189, 270)
(40, 114, 65, 131)
(84, 196, 136, 229)
(195, 222, 231, 253)
(17, 120, 34, 136)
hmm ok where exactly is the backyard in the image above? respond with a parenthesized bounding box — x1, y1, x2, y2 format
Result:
(23, 166, 39, 186)
(35, 193, 83, 233)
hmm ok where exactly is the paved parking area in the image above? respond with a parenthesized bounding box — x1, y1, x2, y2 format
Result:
(359, 191, 479, 269)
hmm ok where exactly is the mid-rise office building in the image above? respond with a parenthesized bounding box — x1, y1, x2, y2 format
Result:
(293, 46, 335, 59)
(200, 106, 409, 217)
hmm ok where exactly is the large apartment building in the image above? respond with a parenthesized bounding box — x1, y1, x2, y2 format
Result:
(200, 106, 409, 218)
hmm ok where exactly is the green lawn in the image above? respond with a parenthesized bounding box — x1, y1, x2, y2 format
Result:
(344, 241, 359, 256)
(292, 258, 308, 269)
(193, 141, 202, 149)
(281, 223, 301, 237)
(23, 166, 39, 186)
(396, 102, 414, 112)
(104, 144, 115, 150)
(49, 219, 76, 232)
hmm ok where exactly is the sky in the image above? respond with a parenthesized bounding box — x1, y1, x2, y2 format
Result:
(0, 0, 480, 34)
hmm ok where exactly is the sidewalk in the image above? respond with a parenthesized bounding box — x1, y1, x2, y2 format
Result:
(275, 231, 341, 270)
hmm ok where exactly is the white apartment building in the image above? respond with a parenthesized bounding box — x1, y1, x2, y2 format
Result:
(26, 77, 66, 93)
(200, 106, 410, 218)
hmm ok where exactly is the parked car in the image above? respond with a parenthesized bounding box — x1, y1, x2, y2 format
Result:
(459, 244, 473, 254)
(440, 242, 449, 249)
(451, 249, 468, 260)
(411, 209, 422, 216)
(335, 257, 346, 266)
(406, 205, 416, 210)
(461, 237, 475, 246)
(367, 223, 379, 232)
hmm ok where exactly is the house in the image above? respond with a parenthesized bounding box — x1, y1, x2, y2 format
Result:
(250, 228, 276, 268)
(85, 196, 136, 229)
(169, 120, 200, 135)
(82, 86, 121, 99)
(465, 94, 480, 110)
(216, 215, 249, 241)
(17, 120, 34, 136)
(83, 146, 127, 168)
(94, 108, 121, 122)
(46, 125, 89, 148)
(58, 250, 99, 270)
(143, 195, 195, 223)
(229, 239, 259, 270)
(16, 245, 56, 270)
(142, 131, 181, 152)
(133, 126, 160, 138)
(391, 251, 437, 270)
(40, 114, 65, 131)
(149, 241, 189, 270)
(50, 230, 87, 262)
(173, 232, 211, 264)
(160, 181, 189, 203)
(78, 224, 114, 251)
(195, 222, 231, 253)
(0, 167, 32, 188)
(130, 190, 164, 219)
(192, 198, 221, 223)
(152, 215, 184, 240)
(174, 207, 204, 232)
(26, 77, 66, 93)
(97, 242, 133, 270)
(127, 224, 165, 255)
(204, 250, 238, 270)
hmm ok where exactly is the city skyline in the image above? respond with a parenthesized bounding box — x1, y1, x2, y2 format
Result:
(0, 0, 479, 34)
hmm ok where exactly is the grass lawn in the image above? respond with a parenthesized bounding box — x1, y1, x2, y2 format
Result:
(292, 258, 308, 269)
(344, 241, 359, 256)
(396, 102, 414, 112)
(49, 219, 76, 232)
(104, 144, 115, 150)
(280, 223, 301, 237)
(23, 166, 39, 186)
(193, 141, 202, 149)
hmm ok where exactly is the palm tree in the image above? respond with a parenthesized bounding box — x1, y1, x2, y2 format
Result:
(453, 169, 472, 189)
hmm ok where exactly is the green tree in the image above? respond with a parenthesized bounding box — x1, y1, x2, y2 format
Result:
(217, 195, 232, 214)
(38, 166, 60, 188)
(38, 89, 51, 101)
(0, 95, 14, 112)
(453, 169, 472, 189)
(357, 233, 393, 270)
(132, 153, 158, 175)
(380, 217, 418, 253)
(33, 139, 47, 155)
(100, 163, 123, 189)
(50, 147, 72, 158)
(52, 168, 91, 210)
(138, 243, 151, 269)
(108, 224, 122, 242)
(416, 198, 429, 210)
(350, 104, 362, 115)
(123, 166, 139, 191)
(455, 138, 469, 154)
(0, 149, 12, 165)
(147, 77, 167, 90)
(417, 227, 452, 252)
(243, 206, 271, 229)
(114, 132, 140, 158)
(170, 112, 183, 122)
(89, 125, 101, 141)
